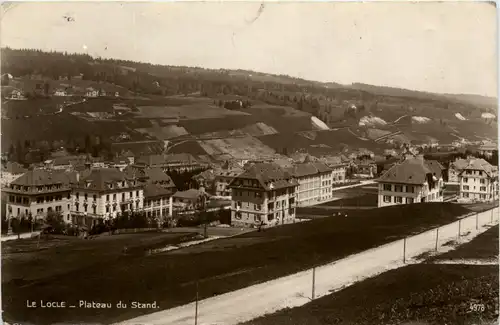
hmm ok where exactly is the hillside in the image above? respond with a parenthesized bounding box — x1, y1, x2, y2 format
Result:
(1, 47, 497, 165)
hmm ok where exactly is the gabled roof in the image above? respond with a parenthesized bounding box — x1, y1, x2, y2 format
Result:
(459, 158, 497, 177)
(74, 168, 137, 191)
(377, 157, 442, 185)
(144, 167, 175, 186)
(231, 163, 298, 191)
(10, 169, 75, 187)
(136, 154, 165, 166)
(143, 183, 173, 198)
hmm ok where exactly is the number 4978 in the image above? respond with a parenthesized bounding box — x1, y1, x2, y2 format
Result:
(470, 303, 485, 312)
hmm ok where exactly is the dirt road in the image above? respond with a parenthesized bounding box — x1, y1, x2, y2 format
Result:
(118, 207, 498, 325)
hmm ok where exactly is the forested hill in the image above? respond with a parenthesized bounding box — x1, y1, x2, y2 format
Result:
(1, 47, 495, 109)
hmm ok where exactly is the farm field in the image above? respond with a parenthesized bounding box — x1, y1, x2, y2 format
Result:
(243, 264, 499, 325)
(2, 203, 472, 325)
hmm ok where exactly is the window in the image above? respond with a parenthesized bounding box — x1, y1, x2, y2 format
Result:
(480, 186, 487, 192)
(136, 190, 139, 196)
(84, 205, 87, 212)
(480, 179, 485, 184)
(480, 194, 486, 199)
(75, 203, 79, 212)
(383, 195, 391, 203)
(394, 185, 403, 192)
(84, 193, 88, 201)
(122, 193, 125, 201)
(463, 185, 469, 191)
(130, 192, 133, 198)
(383, 184, 392, 191)
(106, 206, 110, 213)
(113, 205, 116, 212)
(113, 194, 116, 200)
(395, 196, 403, 204)
(55, 206, 62, 212)
(93, 206, 96, 214)
(93, 195, 97, 201)
(67, 204, 70, 210)
(254, 215, 261, 222)
(76, 192, 79, 199)
(463, 177, 468, 183)
(406, 197, 414, 204)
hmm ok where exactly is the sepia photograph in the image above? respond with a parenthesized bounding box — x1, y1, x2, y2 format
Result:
(0, 1, 498, 325)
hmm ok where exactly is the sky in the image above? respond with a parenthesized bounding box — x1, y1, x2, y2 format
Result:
(0, 1, 498, 97)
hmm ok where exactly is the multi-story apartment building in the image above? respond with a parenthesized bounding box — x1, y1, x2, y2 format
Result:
(376, 156, 444, 207)
(70, 168, 144, 227)
(4, 169, 74, 223)
(285, 162, 333, 206)
(458, 158, 498, 202)
(228, 163, 299, 228)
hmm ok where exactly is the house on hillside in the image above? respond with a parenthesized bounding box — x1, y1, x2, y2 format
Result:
(352, 159, 377, 178)
(458, 158, 498, 203)
(53, 88, 67, 97)
(85, 87, 99, 98)
(376, 155, 444, 207)
(228, 163, 299, 228)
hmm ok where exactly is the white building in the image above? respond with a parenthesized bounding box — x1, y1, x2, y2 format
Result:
(85, 87, 99, 98)
(376, 155, 444, 207)
(70, 168, 144, 227)
(458, 158, 498, 203)
(285, 162, 333, 206)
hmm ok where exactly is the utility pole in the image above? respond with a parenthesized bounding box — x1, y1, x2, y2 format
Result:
(194, 279, 199, 325)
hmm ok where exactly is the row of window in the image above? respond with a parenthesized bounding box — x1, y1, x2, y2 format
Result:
(10, 184, 63, 192)
(464, 170, 485, 176)
(462, 186, 488, 192)
(233, 209, 296, 222)
(382, 184, 416, 193)
(462, 177, 486, 184)
(383, 196, 413, 204)
(462, 193, 490, 199)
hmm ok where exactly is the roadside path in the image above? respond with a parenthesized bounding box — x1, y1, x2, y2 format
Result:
(118, 207, 498, 325)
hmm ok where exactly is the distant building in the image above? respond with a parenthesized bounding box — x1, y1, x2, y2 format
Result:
(85, 87, 99, 98)
(1, 162, 27, 188)
(376, 155, 444, 207)
(448, 157, 471, 183)
(478, 143, 497, 159)
(353, 159, 377, 178)
(70, 168, 144, 227)
(172, 189, 209, 211)
(228, 163, 299, 228)
(458, 158, 498, 203)
(319, 155, 348, 183)
(53, 88, 67, 97)
(4, 170, 74, 223)
(285, 162, 333, 206)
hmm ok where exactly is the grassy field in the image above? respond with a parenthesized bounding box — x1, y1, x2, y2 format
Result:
(243, 264, 499, 325)
(430, 225, 499, 261)
(1, 203, 474, 325)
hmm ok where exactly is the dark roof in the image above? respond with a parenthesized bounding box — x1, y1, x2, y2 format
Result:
(136, 154, 165, 166)
(285, 162, 331, 177)
(144, 167, 175, 186)
(74, 168, 138, 191)
(143, 183, 172, 198)
(10, 169, 76, 188)
(231, 163, 298, 191)
(173, 189, 206, 200)
(377, 157, 442, 185)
